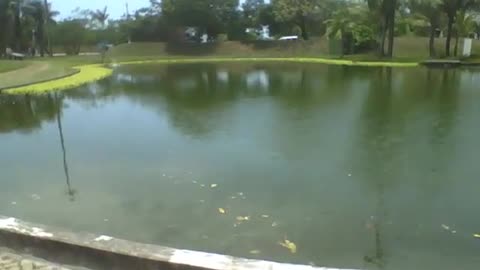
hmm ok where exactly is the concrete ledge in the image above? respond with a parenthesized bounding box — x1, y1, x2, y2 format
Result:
(0, 216, 360, 270)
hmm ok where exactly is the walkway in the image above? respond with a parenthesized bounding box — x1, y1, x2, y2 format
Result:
(0, 249, 84, 270)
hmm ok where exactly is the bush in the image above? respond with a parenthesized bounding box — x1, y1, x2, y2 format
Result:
(351, 25, 376, 53)
(217, 34, 228, 42)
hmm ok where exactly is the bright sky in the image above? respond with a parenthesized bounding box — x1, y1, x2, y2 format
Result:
(51, 0, 151, 19)
(52, 0, 254, 19)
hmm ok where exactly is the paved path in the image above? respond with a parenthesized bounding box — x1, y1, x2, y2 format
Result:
(0, 249, 85, 270)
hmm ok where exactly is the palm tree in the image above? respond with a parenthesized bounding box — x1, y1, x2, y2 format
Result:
(43, 0, 58, 56)
(91, 6, 109, 29)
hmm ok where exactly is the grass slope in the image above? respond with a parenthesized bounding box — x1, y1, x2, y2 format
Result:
(0, 61, 30, 73)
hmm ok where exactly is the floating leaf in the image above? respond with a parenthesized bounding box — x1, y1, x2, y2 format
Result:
(272, 222, 278, 227)
(441, 224, 450, 231)
(211, 184, 218, 188)
(200, 184, 206, 188)
(218, 208, 226, 214)
(249, 250, 261, 255)
(236, 216, 250, 221)
(261, 215, 270, 218)
(279, 239, 297, 254)
(474, 234, 480, 238)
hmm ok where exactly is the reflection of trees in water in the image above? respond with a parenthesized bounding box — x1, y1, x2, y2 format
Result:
(356, 67, 394, 269)
(0, 94, 61, 134)
(54, 93, 76, 202)
(351, 67, 462, 268)
(0, 92, 76, 202)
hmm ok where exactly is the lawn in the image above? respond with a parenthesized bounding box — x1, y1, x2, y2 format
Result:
(0, 60, 30, 73)
(0, 61, 77, 90)
(107, 37, 480, 63)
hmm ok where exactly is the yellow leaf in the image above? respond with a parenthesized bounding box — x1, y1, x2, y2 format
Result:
(249, 250, 261, 255)
(279, 239, 297, 254)
(474, 234, 480, 238)
(236, 216, 250, 221)
(211, 184, 218, 188)
(218, 208, 226, 214)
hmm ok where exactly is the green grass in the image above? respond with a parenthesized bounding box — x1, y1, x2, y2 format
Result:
(4, 64, 112, 95)
(0, 60, 30, 73)
(107, 37, 480, 63)
(0, 61, 77, 90)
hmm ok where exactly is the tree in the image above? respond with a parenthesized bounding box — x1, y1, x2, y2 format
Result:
(365, 0, 398, 58)
(271, 0, 320, 40)
(410, 0, 442, 57)
(91, 6, 109, 29)
(162, 0, 239, 39)
(52, 19, 87, 55)
(454, 9, 475, 55)
(242, 0, 265, 28)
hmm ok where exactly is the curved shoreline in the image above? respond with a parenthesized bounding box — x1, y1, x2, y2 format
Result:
(2, 64, 113, 95)
(2, 57, 419, 95)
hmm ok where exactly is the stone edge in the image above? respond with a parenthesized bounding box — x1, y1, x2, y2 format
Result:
(0, 216, 360, 270)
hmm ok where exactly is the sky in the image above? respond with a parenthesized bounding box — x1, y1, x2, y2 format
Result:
(51, 0, 151, 19)
(52, 0, 252, 20)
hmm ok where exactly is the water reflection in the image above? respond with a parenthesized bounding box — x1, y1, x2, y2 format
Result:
(1, 63, 480, 269)
(54, 93, 76, 202)
(0, 94, 62, 134)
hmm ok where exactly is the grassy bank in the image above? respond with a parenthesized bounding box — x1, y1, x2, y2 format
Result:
(107, 37, 480, 63)
(0, 61, 30, 73)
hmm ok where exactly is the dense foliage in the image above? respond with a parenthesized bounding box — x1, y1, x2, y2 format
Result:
(1, 0, 479, 58)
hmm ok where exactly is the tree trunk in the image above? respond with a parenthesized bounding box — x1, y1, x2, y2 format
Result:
(386, 0, 396, 58)
(43, 0, 52, 56)
(454, 33, 459, 57)
(445, 14, 454, 57)
(379, 15, 388, 57)
(299, 15, 308, 40)
(14, 5, 21, 51)
(429, 26, 436, 58)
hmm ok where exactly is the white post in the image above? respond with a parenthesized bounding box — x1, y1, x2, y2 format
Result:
(463, 38, 472, 57)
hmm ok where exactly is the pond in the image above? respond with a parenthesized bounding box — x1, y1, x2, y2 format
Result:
(1, 62, 480, 270)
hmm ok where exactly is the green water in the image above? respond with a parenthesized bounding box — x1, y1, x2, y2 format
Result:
(1, 63, 480, 269)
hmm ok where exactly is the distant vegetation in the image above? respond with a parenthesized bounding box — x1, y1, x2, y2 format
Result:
(1, 0, 480, 59)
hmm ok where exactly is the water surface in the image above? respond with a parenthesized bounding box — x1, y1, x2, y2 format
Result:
(1, 63, 480, 269)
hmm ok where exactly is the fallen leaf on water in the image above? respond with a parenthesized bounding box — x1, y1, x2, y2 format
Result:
(236, 216, 250, 221)
(441, 224, 450, 231)
(231, 196, 237, 199)
(192, 180, 198, 184)
(474, 234, 480, 238)
(272, 222, 278, 227)
(249, 250, 261, 255)
(261, 215, 270, 218)
(218, 208, 226, 214)
(200, 184, 206, 188)
(211, 184, 218, 188)
(279, 239, 297, 254)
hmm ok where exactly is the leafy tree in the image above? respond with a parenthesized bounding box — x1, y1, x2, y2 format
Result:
(162, 0, 239, 39)
(454, 9, 476, 55)
(271, 0, 320, 40)
(242, 0, 265, 29)
(52, 19, 87, 55)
